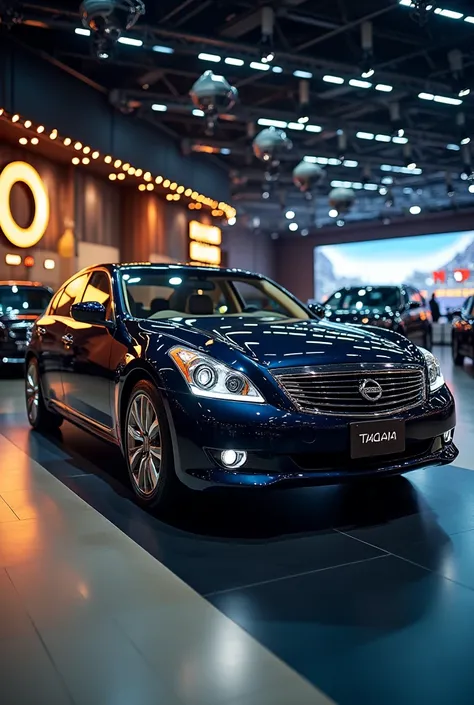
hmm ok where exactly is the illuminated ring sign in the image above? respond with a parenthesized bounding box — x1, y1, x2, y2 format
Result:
(0, 161, 50, 248)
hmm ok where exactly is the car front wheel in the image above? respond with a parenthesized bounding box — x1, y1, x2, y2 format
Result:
(25, 358, 63, 431)
(124, 380, 180, 510)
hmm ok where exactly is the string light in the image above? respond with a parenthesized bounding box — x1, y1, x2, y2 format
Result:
(166, 194, 173, 200)
(0, 109, 236, 217)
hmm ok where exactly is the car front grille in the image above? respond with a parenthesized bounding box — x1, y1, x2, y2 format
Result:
(274, 366, 426, 416)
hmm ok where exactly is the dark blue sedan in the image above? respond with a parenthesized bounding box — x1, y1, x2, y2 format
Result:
(24, 264, 457, 510)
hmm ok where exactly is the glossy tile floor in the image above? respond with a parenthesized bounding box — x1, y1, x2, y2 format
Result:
(0, 346, 473, 705)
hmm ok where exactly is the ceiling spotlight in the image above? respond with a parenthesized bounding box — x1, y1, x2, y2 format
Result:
(329, 209, 338, 218)
(80, 0, 145, 60)
(288, 222, 298, 231)
(469, 184, 474, 193)
(336, 219, 345, 227)
(361, 68, 375, 79)
(262, 190, 270, 199)
(301, 228, 309, 237)
(260, 6, 275, 63)
(228, 216, 236, 225)
(409, 205, 421, 215)
(285, 210, 295, 219)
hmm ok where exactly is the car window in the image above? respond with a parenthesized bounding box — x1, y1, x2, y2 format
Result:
(409, 289, 423, 306)
(325, 287, 401, 311)
(0, 285, 52, 315)
(54, 273, 90, 318)
(81, 271, 113, 320)
(119, 269, 309, 320)
(462, 297, 473, 316)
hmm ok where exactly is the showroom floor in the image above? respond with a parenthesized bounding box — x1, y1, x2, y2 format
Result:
(0, 346, 473, 705)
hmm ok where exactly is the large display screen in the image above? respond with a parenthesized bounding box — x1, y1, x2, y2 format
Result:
(314, 231, 474, 313)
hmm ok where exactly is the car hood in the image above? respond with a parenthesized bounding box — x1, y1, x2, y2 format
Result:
(138, 316, 422, 369)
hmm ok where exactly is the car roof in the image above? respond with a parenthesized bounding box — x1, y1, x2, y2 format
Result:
(101, 263, 264, 279)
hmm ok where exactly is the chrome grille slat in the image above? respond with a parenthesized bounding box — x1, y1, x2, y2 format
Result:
(274, 366, 426, 416)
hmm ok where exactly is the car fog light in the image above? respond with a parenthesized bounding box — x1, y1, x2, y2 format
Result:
(221, 449, 247, 469)
(443, 429, 454, 444)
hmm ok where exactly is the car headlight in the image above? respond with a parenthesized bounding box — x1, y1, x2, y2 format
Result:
(169, 346, 265, 403)
(419, 346, 444, 392)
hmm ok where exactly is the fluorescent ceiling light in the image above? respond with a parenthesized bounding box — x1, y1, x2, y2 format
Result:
(323, 75, 344, 84)
(153, 45, 174, 54)
(343, 160, 358, 168)
(351, 182, 363, 189)
(75, 28, 90, 36)
(287, 122, 305, 131)
(198, 52, 221, 62)
(434, 8, 463, 19)
(356, 131, 374, 140)
(459, 88, 471, 97)
(225, 57, 244, 66)
(250, 61, 270, 71)
(304, 156, 329, 165)
(293, 70, 313, 79)
(447, 143, 460, 150)
(118, 36, 143, 47)
(461, 137, 471, 145)
(257, 118, 288, 128)
(220, 148, 231, 155)
(305, 124, 322, 133)
(375, 84, 393, 92)
(399, 0, 413, 5)
(152, 104, 167, 112)
(192, 109, 204, 116)
(328, 158, 341, 166)
(349, 79, 372, 89)
(392, 136, 408, 144)
(272, 66, 283, 73)
(375, 134, 391, 142)
(364, 183, 378, 190)
(433, 94, 462, 105)
(465, 16, 474, 23)
(418, 92, 434, 101)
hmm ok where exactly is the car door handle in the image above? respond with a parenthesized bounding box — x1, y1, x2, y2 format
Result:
(62, 333, 74, 346)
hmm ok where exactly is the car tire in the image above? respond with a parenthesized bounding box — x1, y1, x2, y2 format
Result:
(452, 335, 464, 366)
(123, 379, 181, 511)
(25, 357, 63, 431)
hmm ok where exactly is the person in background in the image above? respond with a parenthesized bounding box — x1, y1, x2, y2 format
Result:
(430, 292, 441, 322)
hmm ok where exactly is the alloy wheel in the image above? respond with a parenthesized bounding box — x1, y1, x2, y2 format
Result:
(26, 362, 39, 424)
(127, 393, 162, 496)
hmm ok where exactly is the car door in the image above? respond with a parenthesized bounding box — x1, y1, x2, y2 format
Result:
(62, 269, 116, 430)
(37, 272, 90, 405)
(404, 287, 424, 344)
(460, 296, 474, 356)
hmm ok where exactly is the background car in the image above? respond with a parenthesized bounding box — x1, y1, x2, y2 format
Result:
(25, 264, 456, 511)
(317, 284, 432, 348)
(451, 295, 474, 365)
(0, 281, 53, 367)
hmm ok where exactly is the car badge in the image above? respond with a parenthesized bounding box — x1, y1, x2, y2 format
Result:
(359, 378, 383, 402)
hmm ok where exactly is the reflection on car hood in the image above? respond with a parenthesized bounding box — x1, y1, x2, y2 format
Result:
(325, 308, 398, 322)
(138, 315, 421, 369)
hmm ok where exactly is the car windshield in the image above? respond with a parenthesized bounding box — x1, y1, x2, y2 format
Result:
(0, 285, 52, 315)
(119, 268, 310, 321)
(325, 286, 401, 311)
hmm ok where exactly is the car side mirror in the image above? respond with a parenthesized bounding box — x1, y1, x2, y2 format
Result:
(308, 302, 326, 319)
(71, 301, 114, 330)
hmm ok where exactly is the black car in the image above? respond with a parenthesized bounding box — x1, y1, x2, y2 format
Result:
(0, 281, 53, 366)
(25, 264, 456, 511)
(320, 285, 432, 347)
(452, 295, 474, 365)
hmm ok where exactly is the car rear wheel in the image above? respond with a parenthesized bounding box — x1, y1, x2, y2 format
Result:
(452, 335, 464, 366)
(25, 358, 63, 431)
(124, 380, 181, 511)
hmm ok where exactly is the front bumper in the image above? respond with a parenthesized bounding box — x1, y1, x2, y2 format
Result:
(164, 383, 458, 490)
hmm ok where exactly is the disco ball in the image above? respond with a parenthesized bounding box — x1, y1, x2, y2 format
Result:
(252, 127, 292, 162)
(328, 187, 355, 213)
(190, 71, 238, 114)
(293, 160, 325, 193)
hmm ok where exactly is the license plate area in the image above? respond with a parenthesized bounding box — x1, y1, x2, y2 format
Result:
(350, 419, 405, 459)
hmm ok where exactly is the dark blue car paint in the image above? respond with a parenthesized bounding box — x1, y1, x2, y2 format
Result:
(27, 264, 457, 490)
